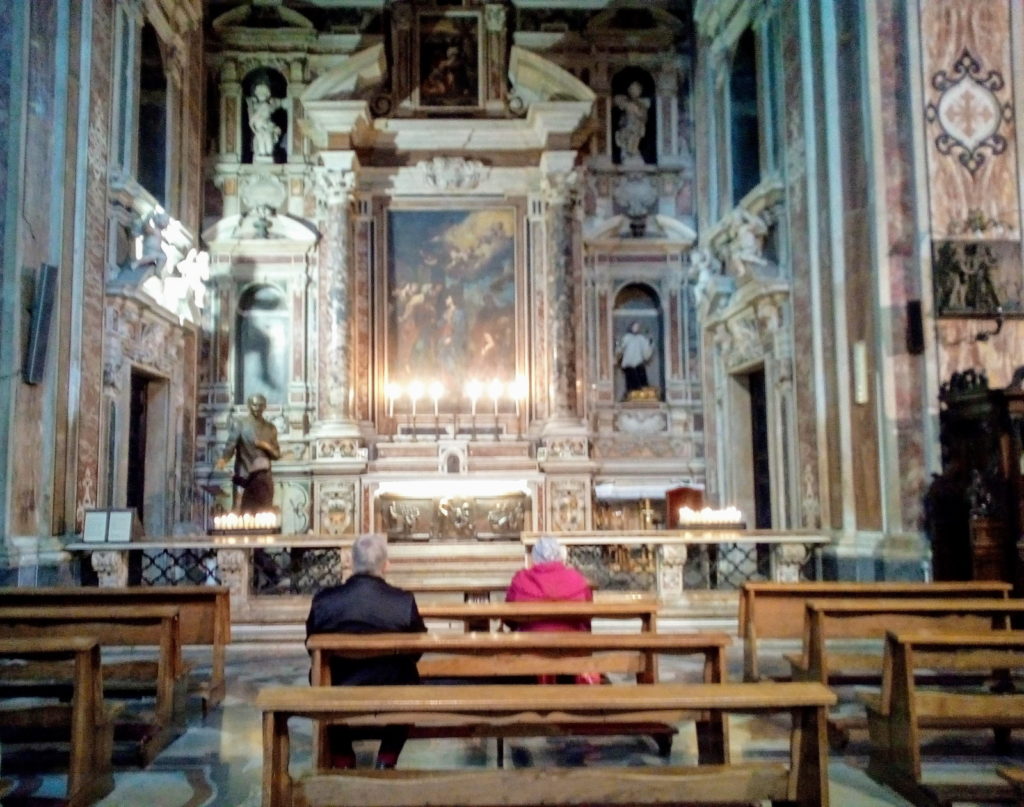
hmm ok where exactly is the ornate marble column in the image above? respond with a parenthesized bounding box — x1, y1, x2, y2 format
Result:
(219, 59, 242, 164)
(540, 156, 583, 423)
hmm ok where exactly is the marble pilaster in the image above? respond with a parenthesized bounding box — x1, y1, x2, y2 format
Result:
(311, 156, 361, 451)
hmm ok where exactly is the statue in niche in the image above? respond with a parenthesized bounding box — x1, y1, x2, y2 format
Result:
(727, 208, 769, 281)
(613, 81, 651, 164)
(616, 321, 655, 399)
(247, 82, 285, 159)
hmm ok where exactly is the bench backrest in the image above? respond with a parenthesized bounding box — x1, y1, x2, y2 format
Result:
(739, 581, 1011, 640)
(306, 631, 730, 684)
(799, 598, 1024, 680)
(418, 601, 659, 631)
(0, 586, 229, 646)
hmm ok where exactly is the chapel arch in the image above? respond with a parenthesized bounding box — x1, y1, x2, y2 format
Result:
(612, 283, 663, 401)
(241, 67, 289, 164)
(235, 283, 290, 405)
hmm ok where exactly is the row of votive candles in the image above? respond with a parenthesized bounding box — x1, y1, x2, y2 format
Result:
(212, 511, 280, 531)
(677, 505, 744, 525)
(385, 378, 528, 417)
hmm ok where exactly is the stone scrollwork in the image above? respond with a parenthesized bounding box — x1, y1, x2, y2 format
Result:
(311, 166, 354, 213)
(658, 544, 688, 597)
(216, 548, 247, 602)
(541, 169, 581, 207)
(318, 482, 356, 536)
(549, 479, 588, 532)
(542, 437, 589, 459)
(315, 438, 363, 460)
(91, 550, 129, 588)
(614, 409, 667, 434)
(773, 542, 811, 582)
(417, 156, 490, 191)
(484, 4, 506, 33)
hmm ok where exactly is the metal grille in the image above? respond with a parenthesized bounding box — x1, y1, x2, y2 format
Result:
(140, 548, 221, 585)
(568, 545, 657, 591)
(252, 548, 344, 596)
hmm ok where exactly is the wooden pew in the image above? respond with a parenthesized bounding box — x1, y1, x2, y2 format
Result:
(258, 681, 836, 807)
(0, 585, 230, 713)
(0, 637, 114, 807)
(307, 631, 731, 765)
(864, 630, 1024, 807)
(790, 598, 1024, 748)
(998, 766, 1024, 807)
(738, 581, 1012, 681)
(0, 604, 186, 764)
(418, 600, 660, 633)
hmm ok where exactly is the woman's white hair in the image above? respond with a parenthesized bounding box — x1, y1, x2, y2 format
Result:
(531, 536, 565, 564)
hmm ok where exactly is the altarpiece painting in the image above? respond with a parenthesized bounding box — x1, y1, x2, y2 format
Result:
(385, 207, 518, 404)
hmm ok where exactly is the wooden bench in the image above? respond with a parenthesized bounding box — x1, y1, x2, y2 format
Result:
(0, 585, 230, 713)
(257, 681, 836, 807)
(0, 604, 187, 764)
(738, 581, 1012, 681)
(790, 598, 1024, 748)
(0, 637, 114, 807)
(419, 600, 660, 633)
(864, 630, 1024, 807)
(999, 766, 1024, 807)
(307, 631, 731, 765)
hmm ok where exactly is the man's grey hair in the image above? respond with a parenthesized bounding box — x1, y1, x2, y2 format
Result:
(531, 536, 565, 565)
(352, 533, 388, 575)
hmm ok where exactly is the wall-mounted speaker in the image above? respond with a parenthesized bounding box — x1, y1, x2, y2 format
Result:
(906, 299, 924, 355)
(22, 262, 57, 385)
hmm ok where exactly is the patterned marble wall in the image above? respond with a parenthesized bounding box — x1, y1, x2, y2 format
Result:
(921, 0, 1018, 240)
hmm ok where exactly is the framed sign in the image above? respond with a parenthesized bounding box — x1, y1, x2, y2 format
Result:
(384, 206, 518, 401)
(416, 9, 481, 109)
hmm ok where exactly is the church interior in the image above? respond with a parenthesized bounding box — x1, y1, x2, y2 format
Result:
(2, 0, 1024, 804)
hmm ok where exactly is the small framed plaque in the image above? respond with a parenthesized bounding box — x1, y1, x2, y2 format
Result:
(82, 510, 109, 543)
(81, 508, 143, 543)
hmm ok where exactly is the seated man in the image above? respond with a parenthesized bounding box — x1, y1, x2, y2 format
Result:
(306, 533, 426, 769)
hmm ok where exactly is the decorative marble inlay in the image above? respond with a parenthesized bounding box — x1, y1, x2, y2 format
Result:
(317, 482, 356, 535)
(926, 50, 1013, 176)
(91, 550, 128, 588)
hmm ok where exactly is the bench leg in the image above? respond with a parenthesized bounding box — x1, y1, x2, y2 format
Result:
(695, 714, 727, 765)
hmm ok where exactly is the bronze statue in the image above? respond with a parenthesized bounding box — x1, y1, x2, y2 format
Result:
(216, 393, 281, 513)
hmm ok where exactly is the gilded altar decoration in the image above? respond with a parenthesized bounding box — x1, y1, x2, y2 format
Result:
(926, 50, 1013, 176)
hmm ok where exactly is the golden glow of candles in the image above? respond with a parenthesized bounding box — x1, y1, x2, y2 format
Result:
(385, 382, 402, 417)
(429, 380, 444, 416)
(409, 380, 425, 417)
(509, 377, 527, 417)
(676, 505, 743, 526)
(465, 379, 482, 415)
(212, 510, 280, 531)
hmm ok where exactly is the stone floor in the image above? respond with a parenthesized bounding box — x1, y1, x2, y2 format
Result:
(1, 633, 1019, 806)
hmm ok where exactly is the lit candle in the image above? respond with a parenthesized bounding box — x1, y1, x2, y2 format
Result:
(509, 377, 527, 418)
(465, 380, 482, 416)
(409, 380, 424, 419)
(489, 379, 503, 415)
(385, 382, 402, 417)
(429, 380, 444, 417)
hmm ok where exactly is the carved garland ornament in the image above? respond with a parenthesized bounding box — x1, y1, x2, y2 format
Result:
(926, 49, 1013, 176)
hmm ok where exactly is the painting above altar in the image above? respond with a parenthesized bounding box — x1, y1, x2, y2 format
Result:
(386, 207, 518, 398)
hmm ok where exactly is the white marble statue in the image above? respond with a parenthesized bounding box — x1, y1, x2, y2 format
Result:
(613, 81, 650, 163)
(247, 82, 285, 159)
(728, 208, 768, 280)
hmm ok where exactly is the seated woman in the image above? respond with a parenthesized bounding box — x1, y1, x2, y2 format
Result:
(505, 536, 599, 683)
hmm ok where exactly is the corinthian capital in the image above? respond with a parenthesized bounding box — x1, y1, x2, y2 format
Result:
(541, 169, 581, 206)
(312, 167, 354, 212)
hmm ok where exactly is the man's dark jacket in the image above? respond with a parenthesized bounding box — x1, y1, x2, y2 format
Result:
(305, 573, 427, 685)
